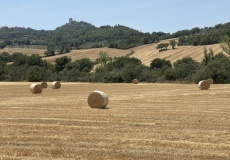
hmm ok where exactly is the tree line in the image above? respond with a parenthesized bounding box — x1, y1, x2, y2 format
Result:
(1, 47, 230, 84)
(0, 22, 166, 52)
(1, 21, 230, 53)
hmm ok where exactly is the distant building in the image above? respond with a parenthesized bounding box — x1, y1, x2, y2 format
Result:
(69, 18, 73, 23)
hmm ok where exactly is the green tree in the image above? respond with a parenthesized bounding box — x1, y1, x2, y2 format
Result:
(7, 65, 27, 81)
(59, 45, 64, 54)
(55, 56, 72, 73)
(173, 57, 200, 81)
(91, 56, 144, 83)
(0, 60, 6, 80)
(44, 47, 55, 57)
(65, 61, 80, 71)
(202, 47, 214, 65)
(165, 68, 176, 81)
(91, 66, 110, 82)
(26, 54, 44, 67)
(156, 43, 165, 50)
(76, 58, 94, 72)
(187, 35, 201, 46)
(0, 42, 6, 49)
(96, 51, 112, 68)
(150, 58, 172, 69)
(64, 45, 71, 53)
(27, 66, 44, 82)
(121, 63, 143, 82)
(220, 35, 230, 54)
(190, 27, 201, 34)
(0, 52, 12, 62)
(212, 52, 227, 60)
(65, 68, 81, 81)
(204, 57, 230, 83)
(178, 35, 187, 46)
(169, 40, 177, 49)
(202, 47, 226, 66)
(11, 52, 23, 61)
(112, 56, 142, 69)
(138, 67, 157, 83)
(156, 43, 169, 51)
(200, 33, 217, 45)
(24, 39, 30, 46)
(12, 54, 28, 66)
(193, 55, 230, 84)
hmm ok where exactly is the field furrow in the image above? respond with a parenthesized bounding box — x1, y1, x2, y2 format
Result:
(0, 82, 230, 159)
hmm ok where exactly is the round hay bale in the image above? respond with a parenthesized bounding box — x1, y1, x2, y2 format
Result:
(41, 81, 48, 88)
(51, 81, 61, 89)
(30, 84, 42, 93)
(198, 80, 210, 90)
(132, 79, 138, 84)
(87, 91, 109, 109)
(207, 78, 213, 84)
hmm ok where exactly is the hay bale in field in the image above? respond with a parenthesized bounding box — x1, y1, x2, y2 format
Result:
(132, 79, 138, 84)
(30, 84, 42, 93)
(207, 78, 213, 84)
(198, 80, 210, 90)
(51, 81, 61, 89)
(87, 91, 109, 109)
(41, 81, 48, 88)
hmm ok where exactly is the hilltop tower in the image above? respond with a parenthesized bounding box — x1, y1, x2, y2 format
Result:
(69, 18, 73, 23)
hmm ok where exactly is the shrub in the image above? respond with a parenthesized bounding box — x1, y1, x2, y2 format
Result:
(173, 57, 200, 81)
(150, 58, 172, 69)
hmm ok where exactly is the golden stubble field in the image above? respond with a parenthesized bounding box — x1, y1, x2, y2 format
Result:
(0, 82, 230, 160)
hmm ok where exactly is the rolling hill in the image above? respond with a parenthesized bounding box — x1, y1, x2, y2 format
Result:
(44, 42, 227, 66)
(130, 39, 227, 66)
(1, 20, 230, 66)
(0, 40, 227, 66)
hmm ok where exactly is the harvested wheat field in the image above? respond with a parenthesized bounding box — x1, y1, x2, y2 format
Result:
(131, 42, 227, 66)
(43, 48, 129, 64)
(2, 42, 228, 67)
(0, 46, 46, 56)
(0, 82, 230, 160)
(42, 43, 227, 66)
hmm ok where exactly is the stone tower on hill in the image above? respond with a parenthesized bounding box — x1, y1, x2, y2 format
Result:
(69, 18, 73, 23)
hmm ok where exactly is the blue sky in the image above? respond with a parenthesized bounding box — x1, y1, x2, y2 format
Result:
(0, 0, 230, 33)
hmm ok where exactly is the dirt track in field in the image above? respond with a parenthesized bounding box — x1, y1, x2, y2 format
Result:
(0, 82, 230, 160)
